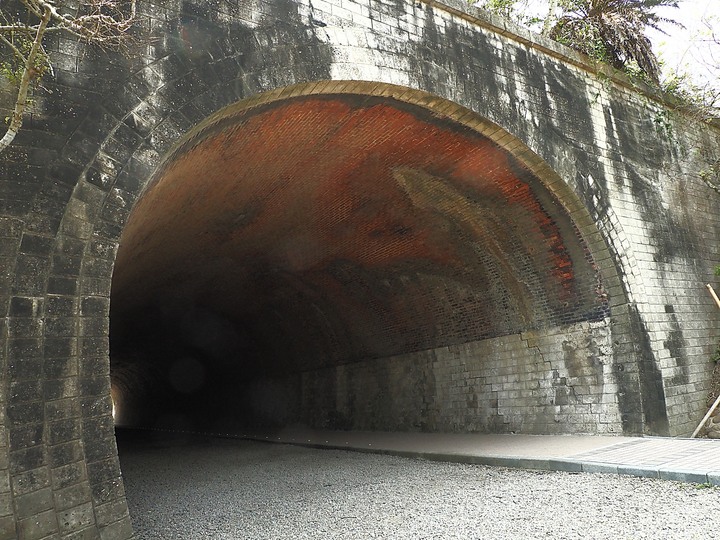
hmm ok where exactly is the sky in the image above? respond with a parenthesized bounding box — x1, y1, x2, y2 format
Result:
(648, 0, 719, 87)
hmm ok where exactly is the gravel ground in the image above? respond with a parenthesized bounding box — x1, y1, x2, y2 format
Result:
(118, 433, 720, 540)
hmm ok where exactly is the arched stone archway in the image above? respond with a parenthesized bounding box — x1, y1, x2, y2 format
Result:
(107, 82, 626, 436)
(2, 0, 719, 535)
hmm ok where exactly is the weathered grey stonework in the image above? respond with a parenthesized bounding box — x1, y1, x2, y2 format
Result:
(1, 0, 720, 536)
(300, 319, 621, 434)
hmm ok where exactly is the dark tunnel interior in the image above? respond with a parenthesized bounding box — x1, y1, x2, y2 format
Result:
(109, 94, 607, 434)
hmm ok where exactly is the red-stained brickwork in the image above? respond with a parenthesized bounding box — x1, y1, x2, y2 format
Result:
(112, 95, 606, 376)
(2, 0, 719, 533)
(106, 93, 622, 436)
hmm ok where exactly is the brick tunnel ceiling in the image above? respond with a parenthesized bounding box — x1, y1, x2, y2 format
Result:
(111, 94, 607, 380)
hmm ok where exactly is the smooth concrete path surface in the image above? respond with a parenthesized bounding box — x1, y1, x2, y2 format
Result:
(234, 427, 720, 485)
(135, 426, 720, 485)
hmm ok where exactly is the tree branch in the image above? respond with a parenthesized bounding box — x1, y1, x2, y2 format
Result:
(1, 0, 138, 154)
(0, 33, 29, 64)
(701, 176, 720, 196)
(701, 160, 720, 196)
(19, 0, 44, 20)
(0, 25, 39, 33)
(0, 3, 51, 153)
(37, 0, 135, 48)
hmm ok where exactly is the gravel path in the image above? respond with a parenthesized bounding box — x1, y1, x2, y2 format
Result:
(118, 433, 720, 539)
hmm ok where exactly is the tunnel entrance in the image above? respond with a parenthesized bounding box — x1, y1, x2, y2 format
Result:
(110, 90, 610, 436)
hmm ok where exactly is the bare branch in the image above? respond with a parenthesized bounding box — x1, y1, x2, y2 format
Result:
(701, 174, 720, 196)
(0, 0, 137, 154)
(0, 3, 51, 153)
(0, 25, 39, 33)
(38, 0, 136, 48)
(19, 0, 45, 19)
(0, 33, 29, 64)
(700, 159, 720, 195)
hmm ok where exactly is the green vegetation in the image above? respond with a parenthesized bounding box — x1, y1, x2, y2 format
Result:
(475, 0, 718, 118)
(549, 0, 680, 84)
(711, 345, 720, 364)
(0, 32, 50, 87)
(0, 0, 136, 153)
(476, 0, 679, 83)
(702, 159, 720, 195)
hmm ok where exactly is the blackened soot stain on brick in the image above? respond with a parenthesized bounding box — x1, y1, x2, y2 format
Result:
(609, 97, 673, 168)
(625, 167, 693, 263)
(664, 312, 689, 386)
(627, 304, 670, 434)
(602, 107, 626, 182)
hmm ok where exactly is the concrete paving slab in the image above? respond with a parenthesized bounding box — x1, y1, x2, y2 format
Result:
(139, 426, 720, 485)
(257, 428, 720, 484)
(570, 436, 720, 482)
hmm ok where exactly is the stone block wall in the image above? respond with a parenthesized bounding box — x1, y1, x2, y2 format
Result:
(300, 319, 621, 434)
(0, 0, 719, 536)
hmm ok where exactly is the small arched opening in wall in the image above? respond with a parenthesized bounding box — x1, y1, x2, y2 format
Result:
(108, 81, 625, 440)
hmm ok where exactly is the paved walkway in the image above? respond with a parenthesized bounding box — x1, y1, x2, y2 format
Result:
(229, 426, 720, 485)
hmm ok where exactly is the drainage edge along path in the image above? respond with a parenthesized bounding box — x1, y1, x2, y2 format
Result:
(118, 426, 720, 485)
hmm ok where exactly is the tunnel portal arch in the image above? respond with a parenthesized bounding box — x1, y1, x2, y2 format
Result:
(3, 0, 718, 528)
(2, 0, 719, 532)
(107, 81, 625, 436)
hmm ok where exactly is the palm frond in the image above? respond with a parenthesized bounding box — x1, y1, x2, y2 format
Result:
(551, 0, 681, 82)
